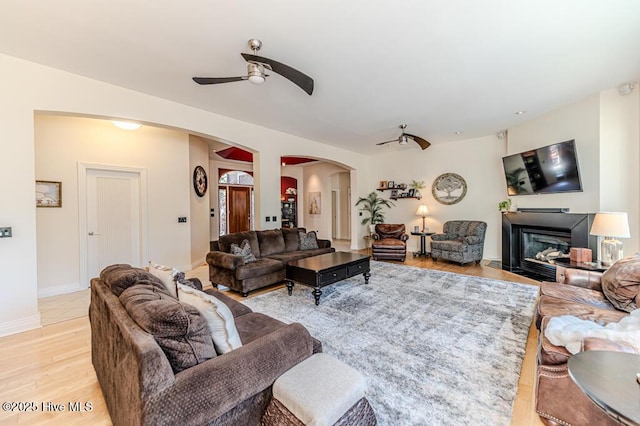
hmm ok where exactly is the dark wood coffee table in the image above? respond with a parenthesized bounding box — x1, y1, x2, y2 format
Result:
(285, 252, 371, 305)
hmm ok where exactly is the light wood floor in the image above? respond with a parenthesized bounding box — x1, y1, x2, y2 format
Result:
(1, 254, 544, 425)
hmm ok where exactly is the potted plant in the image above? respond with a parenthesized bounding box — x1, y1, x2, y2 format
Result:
(355, 191, 395, 234)
(498, 198, 512, 213)
(409, 180, 426, 198)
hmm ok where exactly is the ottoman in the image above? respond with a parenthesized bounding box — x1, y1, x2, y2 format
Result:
(261, 353, 376, 426)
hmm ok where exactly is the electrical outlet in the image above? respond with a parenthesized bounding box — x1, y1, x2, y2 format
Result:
(0, 227, 12, 238)
(265, 216, 271, 222)
(178, 217, 187, 223)
(272, 216, 277, 221)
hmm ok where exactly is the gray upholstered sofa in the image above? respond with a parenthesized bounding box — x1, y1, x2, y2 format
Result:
(207, 228, 334, 297)
(90, 264, 322, 426)
(431, 220, 487, 265)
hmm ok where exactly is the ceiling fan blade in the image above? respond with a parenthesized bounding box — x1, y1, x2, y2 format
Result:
(405, 133, 431, 150)
(376, 140, 397, 146)
(192, 76, 247, 85)
(241, 53, 314, 95)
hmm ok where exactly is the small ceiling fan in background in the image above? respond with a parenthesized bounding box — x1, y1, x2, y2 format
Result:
(376, 124, 431, 150)
(192, 39, 314, 95)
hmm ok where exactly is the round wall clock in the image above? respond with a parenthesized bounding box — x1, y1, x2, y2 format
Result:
(432, 173, 467, 205)
(193, 165, 208, 197)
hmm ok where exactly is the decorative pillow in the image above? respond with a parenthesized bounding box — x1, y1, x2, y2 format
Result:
(120, 283, 216, 373)
(230, 239, 258, 263)
(299, 231, 319, 250)
(177, 284, 243, 354)
(148, 261, 178, 298)
(257, 229, 286, 256)
(173, 270, 202, 290)
(282, 227, 301, 251)
(601, 253, 640, 313)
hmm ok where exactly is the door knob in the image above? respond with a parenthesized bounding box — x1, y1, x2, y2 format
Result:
(88, 231, 101, 236)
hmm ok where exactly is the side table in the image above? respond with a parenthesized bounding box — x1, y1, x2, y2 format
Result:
(411, 231, 434, 258)
(553, 257, 609, 272)
(568, 350, 640, 425)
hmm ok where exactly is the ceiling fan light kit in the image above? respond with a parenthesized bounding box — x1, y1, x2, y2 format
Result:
(376, 124, 431, 150)
(193, 38, 314, 95)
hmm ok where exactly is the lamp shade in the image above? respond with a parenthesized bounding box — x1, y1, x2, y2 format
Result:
(590, 212, 630, 238)
(416, 204, 429, 217)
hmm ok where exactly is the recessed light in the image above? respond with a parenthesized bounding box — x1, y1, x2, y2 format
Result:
(112, 120, 141, 130)
(454, 131, 462, 135)
(515, 111, 526, 115)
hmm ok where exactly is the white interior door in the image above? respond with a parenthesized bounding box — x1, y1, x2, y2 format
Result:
(86, 168, 141, 280)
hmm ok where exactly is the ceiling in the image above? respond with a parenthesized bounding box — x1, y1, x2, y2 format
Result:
(2, 1, 639, 155)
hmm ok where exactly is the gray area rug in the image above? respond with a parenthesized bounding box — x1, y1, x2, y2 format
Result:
(243, 261, 538, 425)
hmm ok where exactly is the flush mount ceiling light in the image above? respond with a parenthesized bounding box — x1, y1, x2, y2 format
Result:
(112, 120, 141, 130)
(515, 111, 526, 115)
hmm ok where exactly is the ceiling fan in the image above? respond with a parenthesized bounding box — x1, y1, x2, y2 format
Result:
(192, 39, 314, 95)
(376, 124, 431, 150)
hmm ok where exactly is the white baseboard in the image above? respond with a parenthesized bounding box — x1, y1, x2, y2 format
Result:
(0, 314, 41, 338)
(190, 257, 206, 270)
(38, 282, 87, 298)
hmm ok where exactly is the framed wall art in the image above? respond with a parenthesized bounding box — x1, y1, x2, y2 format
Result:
(309, 191, 321, 214)
(36, 180, 62, 207)
(432, 173, 467, 205)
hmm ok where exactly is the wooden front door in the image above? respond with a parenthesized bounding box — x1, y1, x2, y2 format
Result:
(228, 186, 251, 233)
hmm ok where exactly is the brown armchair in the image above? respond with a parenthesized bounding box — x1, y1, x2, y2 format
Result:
(371, 224, 408, 262)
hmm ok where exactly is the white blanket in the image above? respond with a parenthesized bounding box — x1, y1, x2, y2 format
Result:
(545, 309, 640, 354)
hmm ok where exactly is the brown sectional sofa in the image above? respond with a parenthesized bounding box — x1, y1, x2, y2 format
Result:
(534, 264, 639, 426)
(207, 228, 334, 296)
(90, 264, 322, 426)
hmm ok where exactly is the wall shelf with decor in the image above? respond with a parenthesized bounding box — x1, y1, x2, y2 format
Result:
(377, 180, 407, 192)
(377, 181, 421, 199)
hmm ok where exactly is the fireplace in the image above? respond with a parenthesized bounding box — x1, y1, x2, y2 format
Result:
(502, 211, 597, 281)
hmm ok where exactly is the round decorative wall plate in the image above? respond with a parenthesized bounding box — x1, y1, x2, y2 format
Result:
(193, 165, 208, 197)
(432, 173, 467, 205)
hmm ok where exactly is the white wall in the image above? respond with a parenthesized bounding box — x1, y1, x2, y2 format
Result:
(366, 135, 506, 258)
(34, 115, 192, 297)
(599, 87, 640, 256)
(303, 162, 353, 240)
(189, 135, 210, 268)
(507, 95, 601, 213)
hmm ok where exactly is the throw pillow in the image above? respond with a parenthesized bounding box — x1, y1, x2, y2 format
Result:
(120, 284, 216, 373)
(172, 269, 202, 290)
(601, 253, 640, 313)
(148, 261, 178, 298)
(299, 231, 319, 250)
(230, 239, 257, 263)
(177, 284, 243, 354)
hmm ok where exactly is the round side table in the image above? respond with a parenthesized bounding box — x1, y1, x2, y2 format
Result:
(568, 350, 640, 425)
(411, 231, 434, 258)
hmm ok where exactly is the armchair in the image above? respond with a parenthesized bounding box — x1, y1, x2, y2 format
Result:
(371, 224, 408, 262)
(430, 220, 486, 265)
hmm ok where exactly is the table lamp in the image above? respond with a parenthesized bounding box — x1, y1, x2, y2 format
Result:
(415, 204, 429, 232)
(589, 212, 630, 266)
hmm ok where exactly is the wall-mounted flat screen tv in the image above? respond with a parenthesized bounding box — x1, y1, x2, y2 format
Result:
(502, 139, 583, 195)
